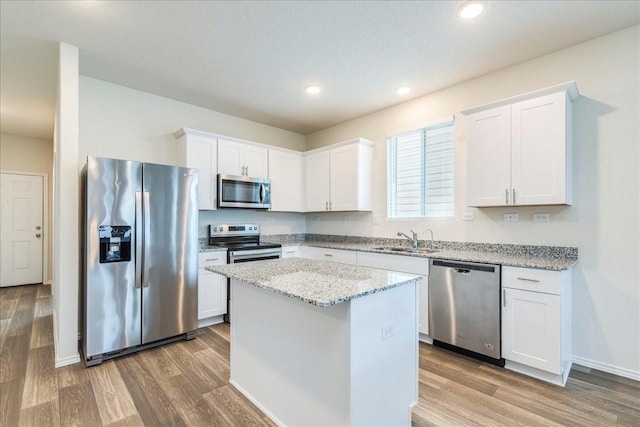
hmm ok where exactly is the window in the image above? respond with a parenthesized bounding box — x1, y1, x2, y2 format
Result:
(387, 120, 455, 218)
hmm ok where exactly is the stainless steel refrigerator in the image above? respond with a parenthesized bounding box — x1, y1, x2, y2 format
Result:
(81, 156, 198, 366)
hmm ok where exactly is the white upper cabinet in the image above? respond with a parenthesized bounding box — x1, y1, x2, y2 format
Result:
(463, 82, 578, 207)
(304, 138, 374, 212)
(269, 148, 304, 212)
(174, 128, 218, 210)
(305, 150, 331, 212)
(218, 138, 268, 178)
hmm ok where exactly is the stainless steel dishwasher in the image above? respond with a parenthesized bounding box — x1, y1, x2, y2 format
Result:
(428, 259, 503, 365)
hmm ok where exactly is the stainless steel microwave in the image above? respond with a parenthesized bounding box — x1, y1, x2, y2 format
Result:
(217, 174, 271, 209)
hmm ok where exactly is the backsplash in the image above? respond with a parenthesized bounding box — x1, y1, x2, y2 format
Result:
(262, 233, 578, 260)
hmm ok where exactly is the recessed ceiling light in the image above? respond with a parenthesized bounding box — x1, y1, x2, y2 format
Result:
(395, 86, 411, 95)
(305, 85, 321, 95)
(457, 1, 485, 19)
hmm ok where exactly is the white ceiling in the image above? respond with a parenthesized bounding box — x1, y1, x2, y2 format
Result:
(1, 1, 639, 140)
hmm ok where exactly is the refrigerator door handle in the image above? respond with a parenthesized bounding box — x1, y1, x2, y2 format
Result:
(142, 191, 151, 288)
(135, 192, 143, 288)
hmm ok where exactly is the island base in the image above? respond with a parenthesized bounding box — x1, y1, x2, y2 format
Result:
(229, 279, 419, 426)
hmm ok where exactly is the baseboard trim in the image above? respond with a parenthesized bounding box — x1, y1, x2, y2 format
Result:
(52, 310, 81, 367)
(55, 354, 81, 368)
(229, 379, 284, 426)
(572, 356, 640, 381)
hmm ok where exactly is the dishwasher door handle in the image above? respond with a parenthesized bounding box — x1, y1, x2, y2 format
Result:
(454, 269, 470, 274)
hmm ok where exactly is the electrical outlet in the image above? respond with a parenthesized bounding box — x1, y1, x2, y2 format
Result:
(462, 212, 474, 221)
(381, 323, 395, 341)
(372, 214, 382, 225)
(533, 213, 550, 222)
(504, 213, 519, 222)
(342, 215, 351, 221)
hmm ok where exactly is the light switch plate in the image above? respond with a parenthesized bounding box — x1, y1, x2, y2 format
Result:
(462, 212, 474, 221)
(504, 213, 519, 222)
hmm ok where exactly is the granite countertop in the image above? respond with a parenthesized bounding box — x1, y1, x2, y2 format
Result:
(261, 235, 578, 271)
(207, 257, 421, 307)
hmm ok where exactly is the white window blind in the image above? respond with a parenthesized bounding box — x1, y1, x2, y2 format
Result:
(387, 120, 455, 218)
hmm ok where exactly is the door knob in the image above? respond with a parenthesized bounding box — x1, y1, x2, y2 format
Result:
(36, 226, 42, 230)
(35, 234, 41, 238)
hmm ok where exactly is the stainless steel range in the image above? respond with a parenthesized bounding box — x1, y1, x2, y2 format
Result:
(208, 224, 281, 322)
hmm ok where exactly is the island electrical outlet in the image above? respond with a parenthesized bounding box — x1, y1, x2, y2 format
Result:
(381, 323, 396, 340)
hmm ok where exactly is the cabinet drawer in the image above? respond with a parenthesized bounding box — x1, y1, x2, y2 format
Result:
(502, 266, 563, 295)
(300, 246, 357, 265)
(199, 252, 226, 267)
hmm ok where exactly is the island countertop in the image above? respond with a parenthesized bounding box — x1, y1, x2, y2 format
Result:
(207, 257, 421, 307)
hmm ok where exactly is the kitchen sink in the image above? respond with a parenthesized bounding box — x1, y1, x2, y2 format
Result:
(372, 247, 439, 254)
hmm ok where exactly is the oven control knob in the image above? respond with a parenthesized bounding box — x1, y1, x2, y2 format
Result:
(249, 226, 253, 230)
(213, 227, 218, 232)
(220, 227, 224, 231)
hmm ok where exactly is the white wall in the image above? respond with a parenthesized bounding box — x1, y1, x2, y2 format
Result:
(79, 77, 307, 238)
(53, 42, 80, 367)
(306, 26, 640, 377)
(0, 133, 53, 281)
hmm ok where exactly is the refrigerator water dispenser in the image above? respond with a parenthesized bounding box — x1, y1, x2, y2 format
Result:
(99, 225, 132, 263)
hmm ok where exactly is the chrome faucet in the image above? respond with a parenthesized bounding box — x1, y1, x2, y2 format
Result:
(397, 230, 419, 249)
(424, 228, 434, 250)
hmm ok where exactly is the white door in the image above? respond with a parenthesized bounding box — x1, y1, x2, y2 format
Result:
(511, 91, 568, 205)
(466, 105, 512, 207)
(269, 149, 304, 212)
(330, 144, 358, 211)
(243, 145, 268, 178)
(304, 150, 331, 211)
(218, 139, 244, 175)
(1, 173, 44, 287)
(502, 288, 562, 374)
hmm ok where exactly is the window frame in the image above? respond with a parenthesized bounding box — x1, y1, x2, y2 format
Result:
(386, 118, 455, 220)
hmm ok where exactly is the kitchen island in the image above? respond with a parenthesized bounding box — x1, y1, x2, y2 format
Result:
(208, 257, 421, 426)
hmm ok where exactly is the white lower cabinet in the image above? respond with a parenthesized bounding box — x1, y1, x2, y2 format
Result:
(501, 266, 572, 386)
(356, 252, 430, 339)
(281, 245, 300, 258)
(299, 246, 357, 265)
(198, 252, 227, 327)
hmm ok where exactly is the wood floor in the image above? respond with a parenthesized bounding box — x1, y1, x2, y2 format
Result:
(1, 284, 638, 426)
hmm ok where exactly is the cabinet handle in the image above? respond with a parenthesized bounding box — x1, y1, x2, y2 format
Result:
(326, 201, 329, 211)
(513, 189, 516, 205)
(323, 253, 333, 257)
(503, 289, 506, 307)
(517, 277, 540, 283)
(206, 258, 220, 262)
(285, 250, 295, 254)
(505, 188, 509, 205)
(329, 201, 332, 211)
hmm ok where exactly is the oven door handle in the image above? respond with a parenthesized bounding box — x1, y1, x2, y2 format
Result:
(229, 249, 282, 260)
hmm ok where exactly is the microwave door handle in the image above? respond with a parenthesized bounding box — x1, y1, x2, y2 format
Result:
(260, 183, 266, 203)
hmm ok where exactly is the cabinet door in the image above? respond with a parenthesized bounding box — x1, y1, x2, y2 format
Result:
(198, 253, 227, 320)
(269, 149, 304, 212)
(512, 91, 569, 205)
(356, 251, 429, 335)
(305, 150, 331, 211)
(502, 288, 562, 374)
(467, 105, 512, 207)
(330, 144, 358, 211)
(177, 135, 217, 210)
(244, 145, 268, 178)
(218, 139, 244, 176)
